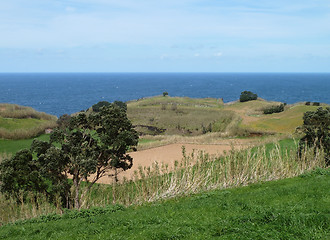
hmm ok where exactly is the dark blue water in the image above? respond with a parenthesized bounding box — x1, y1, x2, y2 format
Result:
(0, 73, 329, 117)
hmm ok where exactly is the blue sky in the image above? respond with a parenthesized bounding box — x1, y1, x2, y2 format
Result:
(0, 0, 329, 72)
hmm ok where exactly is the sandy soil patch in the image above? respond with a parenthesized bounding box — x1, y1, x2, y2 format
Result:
(96, 139, 251, 184)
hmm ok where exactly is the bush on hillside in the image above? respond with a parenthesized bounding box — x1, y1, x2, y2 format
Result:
(298, 107, 330, 166)
(239, 91, 258, 102)
(263, 103, 286, 114)
(57, 114, 71, 129)
(92, 101, 111, 112)
(92, 101, 127, 112)
(163, 92, 168, 97)
(113, 101, 127, 112)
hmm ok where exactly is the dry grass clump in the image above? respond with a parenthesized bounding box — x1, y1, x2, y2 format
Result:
(110, 143, 325, 205)
(0, 104, 56, 121)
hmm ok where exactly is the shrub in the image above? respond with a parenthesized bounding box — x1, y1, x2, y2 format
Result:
(305, 102, 311, 106)
(263, 103, 285, 114)
(113, 101, 127, 112)
(92, 101, 111, 112)
(298, 107, 330, 166)
(239, 91, 258, 102)
(57, 114, 71, 129)
(163, 92, 168, 97)
(312, 102, 320, 106)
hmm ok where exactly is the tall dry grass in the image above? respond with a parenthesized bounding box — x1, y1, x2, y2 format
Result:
(0, 143, 326, 224)
(0, 104, 56, 121)
(110, 143, 325, 205)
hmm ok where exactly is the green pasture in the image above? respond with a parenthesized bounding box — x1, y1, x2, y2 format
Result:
(0, 117, 48, 131)
(0, 134, 50, 154)
(244, 105, 320, 133)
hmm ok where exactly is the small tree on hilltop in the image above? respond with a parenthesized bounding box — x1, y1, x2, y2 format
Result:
(298, 107, 330, 166)
(163, 91, 168, 97)
(239, 91, 258, 102)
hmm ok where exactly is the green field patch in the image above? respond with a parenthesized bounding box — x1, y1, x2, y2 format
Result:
(0, 134, 50, 154)
(244, 105, 322, 133)
(0, 117, 47, 131)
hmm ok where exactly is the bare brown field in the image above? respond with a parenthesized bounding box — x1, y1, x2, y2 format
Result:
(96, 139, 253, 184)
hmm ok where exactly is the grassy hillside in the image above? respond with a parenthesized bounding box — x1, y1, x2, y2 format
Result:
(126, 96, 236, 135)
(243, 105, 321, 133)
(0, 103, 57, 139)
(1, 168, 328, 239)
(224, 99, 327, 134)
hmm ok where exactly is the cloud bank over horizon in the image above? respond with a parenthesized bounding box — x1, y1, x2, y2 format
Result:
(0, 0, 329, 72)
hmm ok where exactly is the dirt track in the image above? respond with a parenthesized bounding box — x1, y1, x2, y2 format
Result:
(96, 139, 252, 184)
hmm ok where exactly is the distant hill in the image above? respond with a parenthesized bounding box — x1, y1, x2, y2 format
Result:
(0, 103, 57, 139)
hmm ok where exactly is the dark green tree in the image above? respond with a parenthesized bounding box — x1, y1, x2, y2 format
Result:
(298, 107, 330, 165)
(0, 145, 70, 206)
(92, 101, 111, 112)
(239, 91, 258, 102)
(0, 103, 138, 209)
(56, 114, 72, 129)
(163, 91, 168, 97)
(113, 101, 127, 112)
(50, 104, 138, 208)
(0, 149, 45, 201)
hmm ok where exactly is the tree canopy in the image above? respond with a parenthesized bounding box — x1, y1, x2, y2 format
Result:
(239, 91, 258, 102)
(298, 107, 330, 166)
(0, 103, 138, 209)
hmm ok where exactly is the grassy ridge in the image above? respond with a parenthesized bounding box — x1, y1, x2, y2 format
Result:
(127, 97, 328, 136)
(1, 169, 328, 239)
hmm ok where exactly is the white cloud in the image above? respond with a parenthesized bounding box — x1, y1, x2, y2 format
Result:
(65, 6, 76, 12)
(214, 52, 223, 57)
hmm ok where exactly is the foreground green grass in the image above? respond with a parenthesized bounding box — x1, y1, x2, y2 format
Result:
(1, 169, 329, 239)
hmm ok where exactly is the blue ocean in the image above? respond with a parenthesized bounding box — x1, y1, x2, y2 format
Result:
(0, 73, 329, 117)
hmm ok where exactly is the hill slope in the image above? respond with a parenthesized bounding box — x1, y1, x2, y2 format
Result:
(0, 103, 57, 139)
(1, 169, 328, 239)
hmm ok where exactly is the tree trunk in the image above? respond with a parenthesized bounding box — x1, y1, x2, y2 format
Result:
(73, 174, 81, 209)
(112, 168, 118, 204)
